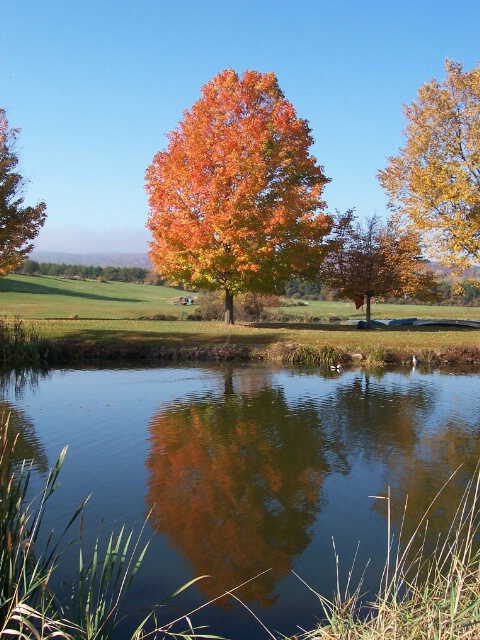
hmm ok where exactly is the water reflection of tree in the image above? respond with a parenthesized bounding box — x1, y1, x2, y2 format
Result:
(145, 369, 347, 606)
(374, 421, 480, 554)
(1, 400, 49, 474)
(331, 372, 434, 459)
(0, 368, 49, 474)
(0, 367, 48, 398)
(331, 371, 480, 558)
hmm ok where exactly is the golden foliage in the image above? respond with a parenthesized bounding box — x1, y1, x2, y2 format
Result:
(378, 59, 480, 269)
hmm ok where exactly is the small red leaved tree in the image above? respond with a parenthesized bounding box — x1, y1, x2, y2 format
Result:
(318, 210, 439, 327)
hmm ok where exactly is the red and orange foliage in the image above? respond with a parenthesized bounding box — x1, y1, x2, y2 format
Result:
(0, 109, 46, 277)
(145, 69, 331, 321)
(145, 380, 330, 605)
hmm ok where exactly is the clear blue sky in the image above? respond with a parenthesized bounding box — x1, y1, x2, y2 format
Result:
(2, 0, 479, 253)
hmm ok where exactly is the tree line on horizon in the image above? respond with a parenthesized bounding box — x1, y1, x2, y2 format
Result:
(15, 260, 152, 284)
(2, 60, 480, 326)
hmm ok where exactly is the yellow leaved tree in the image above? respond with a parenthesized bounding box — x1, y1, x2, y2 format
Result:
(378, 60, 480, 270)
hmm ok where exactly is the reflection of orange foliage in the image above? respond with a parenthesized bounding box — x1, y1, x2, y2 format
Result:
(146, 387, 329, 606)
(0, 401, 48, 473)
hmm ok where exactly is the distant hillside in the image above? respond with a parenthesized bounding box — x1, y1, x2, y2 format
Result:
(28, 253, 480, 278)
(31, 251, 152, 268)
(427, 261, 480, 278)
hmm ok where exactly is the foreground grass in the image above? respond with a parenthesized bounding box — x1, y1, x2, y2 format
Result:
(295, 476, 480, 640)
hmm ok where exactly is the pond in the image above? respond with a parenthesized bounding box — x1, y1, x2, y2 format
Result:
(3, 363, 480, 640)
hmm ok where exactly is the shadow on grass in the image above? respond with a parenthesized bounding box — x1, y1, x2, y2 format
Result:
(250, 322, 479, 332)
(47, 322, 480, 347)
(52, 328, 287, 346)
(0, 277, 142, 303)
(249, 322, 355, 331)
(53, 322, 475, 348)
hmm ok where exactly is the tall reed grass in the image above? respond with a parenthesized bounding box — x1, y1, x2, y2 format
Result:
(272, 343, 342, 367)
(294, 474, 480, 639)
(0, 413, 220, 639)
(0, 317, 49, 365)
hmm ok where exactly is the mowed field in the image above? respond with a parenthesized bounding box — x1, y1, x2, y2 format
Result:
(1, 274, 479, 353)
(2, 273, 480, 321)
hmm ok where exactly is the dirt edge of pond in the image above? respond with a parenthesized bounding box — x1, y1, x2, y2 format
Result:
(44, 339, 480, 368)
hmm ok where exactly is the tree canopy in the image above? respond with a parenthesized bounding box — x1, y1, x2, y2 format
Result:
(0, 109, 46, 277)
(145, 69, 331, 323)
(318, 211, 438, 326)
(378, 60, 480, 269)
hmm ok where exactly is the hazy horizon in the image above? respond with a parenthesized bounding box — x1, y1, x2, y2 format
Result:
(32, 223, 152, 254)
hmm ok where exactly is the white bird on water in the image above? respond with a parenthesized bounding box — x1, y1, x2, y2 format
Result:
(412, 355, 418, 367)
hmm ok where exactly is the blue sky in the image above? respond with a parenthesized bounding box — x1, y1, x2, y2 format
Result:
(2, 0, 479, 253)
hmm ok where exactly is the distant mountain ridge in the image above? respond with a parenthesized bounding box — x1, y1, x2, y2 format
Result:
(427, 262, 480, 278)
(31, 251, 152, 268)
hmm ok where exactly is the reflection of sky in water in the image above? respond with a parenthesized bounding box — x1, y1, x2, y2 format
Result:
(2, 364, 480, 640)
(276, 368, 480, 433)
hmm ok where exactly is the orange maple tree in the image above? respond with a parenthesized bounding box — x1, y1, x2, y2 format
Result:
(0, 109, 46, 277)
(145, 69, 331, 323)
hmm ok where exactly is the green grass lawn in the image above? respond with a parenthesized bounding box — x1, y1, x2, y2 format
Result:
(0, 274, 181, 319)
(25, 318, 480, 354)
(1, 274, 479, 357)
(270, 298, 480, 322)
(2, 274, 480, 322)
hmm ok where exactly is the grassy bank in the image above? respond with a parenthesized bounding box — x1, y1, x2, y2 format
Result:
(295, 474, 480, 640)
(0, 274, 480, 367)
(3, 318, 476, 367)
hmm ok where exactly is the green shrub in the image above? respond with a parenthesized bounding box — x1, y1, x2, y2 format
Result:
(195, 291, 266, 322)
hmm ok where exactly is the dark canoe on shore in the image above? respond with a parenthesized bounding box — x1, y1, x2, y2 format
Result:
(388, 318, 417, 326)
(367, 318, 417, 328)
(413, 319, 480, 329)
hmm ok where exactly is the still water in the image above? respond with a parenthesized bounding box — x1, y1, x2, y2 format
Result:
(3, 363, 480, 639)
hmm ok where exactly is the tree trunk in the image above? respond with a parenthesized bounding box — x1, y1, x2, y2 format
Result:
(224, 366, 234, 395)
(365, 292, 373, 328)
(224, 289, 234, 324)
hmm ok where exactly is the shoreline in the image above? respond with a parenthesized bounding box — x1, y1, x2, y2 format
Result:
(39, 337, 480, 368)
(2, 314, 480, 369)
